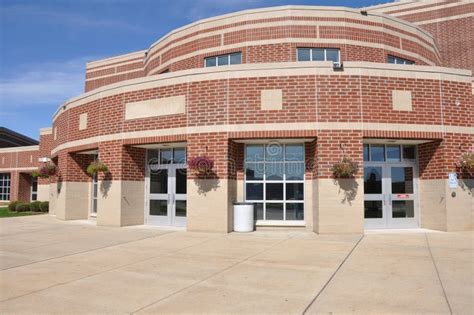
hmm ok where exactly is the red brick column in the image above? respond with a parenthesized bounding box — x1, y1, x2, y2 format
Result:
(9, 171, 19, 202)
(95, 141, 146, 226)
(18, 173, 31, 202)
(315, 130, 364, 234)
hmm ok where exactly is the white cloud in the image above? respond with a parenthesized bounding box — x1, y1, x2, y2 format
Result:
(0, 58, 93, 109)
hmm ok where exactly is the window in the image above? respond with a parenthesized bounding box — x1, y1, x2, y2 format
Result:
(364, 144, 417, 162)
(204, 52, 242, 67)
(0, 173, 11, 201)
(31, 177, 38, 201)
(297, 48, 340, 65)
(148, 148, 186, 167)
(245, 143, 305, 221)
(387, 55, 415, 65)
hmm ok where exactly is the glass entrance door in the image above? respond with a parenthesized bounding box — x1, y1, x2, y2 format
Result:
(363, 144, 419, 229)
(364, 164, 418, 229)
(146, 149, 187, 227)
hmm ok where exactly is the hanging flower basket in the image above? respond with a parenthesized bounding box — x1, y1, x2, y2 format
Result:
(457, 152, 474, 172)
(87, 160, 109, 176)
(188, 156, 214, 174)
(330, 157, 359, 178)
(37, 162, 57, 178)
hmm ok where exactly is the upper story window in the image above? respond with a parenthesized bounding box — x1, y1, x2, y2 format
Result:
(297, 48, 340, 65)
(205, 52, 242, 67)
(388, 55, 415, 65)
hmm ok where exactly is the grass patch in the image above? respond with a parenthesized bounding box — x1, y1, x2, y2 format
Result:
(0, 207, 43, 218)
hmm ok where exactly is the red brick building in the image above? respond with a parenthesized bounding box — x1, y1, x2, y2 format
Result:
(1, 3, 472, 232)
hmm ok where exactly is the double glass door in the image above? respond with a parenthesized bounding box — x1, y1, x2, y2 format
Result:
(146, 149, 187, 227)
(364, 164, 418, 229)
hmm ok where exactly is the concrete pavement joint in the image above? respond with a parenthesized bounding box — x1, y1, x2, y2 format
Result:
(424, 233, 453, 315)
(0, 231, 221, 303)
(130, 235, 293, 314)
(302, 234, 365, 315)
(0, 231, 175, 271)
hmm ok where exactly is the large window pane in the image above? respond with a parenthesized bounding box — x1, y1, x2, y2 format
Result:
(265, 143, 283, 161)
(176, 200, 186, 217)
(160, 149, 172, 164)
(265, 163, 284, 180)
(229, 53, 242, 64)
(266, 203, 283, 220)
(150, 200, 167, 216)
(285, 163, 304, 180)
(312, 48, 325, 60)
(297, 48, 311, 61)
(391, 167, 414, 194)
(286, 203, 304, 220)
(370, 145, 385, 161)
(285, 144, 304, 161)
(244, 143, 304, 222)
(402, 145, 416, 160)
(246, 163, 264, 180)
(147, 149, 159, 164)
(246, 183, 263, 200)
(363, 144, 369, 161)
(176, 169, 187, 194)
(386, 145, 401, 162)
(254, 203, 263, 220)
(364, 201, 382, 218)
(364, 167, 382, 194)
(205, 57, 216, 67)
(218, 55, 229, 66)
(286, 183, 304, 200)
(326, 49, 339, 63)
(174, 148, 186, 164)
(246, 145, 264, 161)
(392, 200, 414, 218)
(150, 170, 167, 194)
(266, 183, 283, 200)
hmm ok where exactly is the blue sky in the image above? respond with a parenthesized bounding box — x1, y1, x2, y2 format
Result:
(0, 0, 387, 140)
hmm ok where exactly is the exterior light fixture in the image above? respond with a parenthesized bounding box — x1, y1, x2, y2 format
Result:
(333, 62, 344, 71)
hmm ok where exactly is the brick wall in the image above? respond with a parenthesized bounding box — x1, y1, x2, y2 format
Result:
(83, 11, 440, 92)
(376, 1, 474, 73)
(316, 130, 364, 179)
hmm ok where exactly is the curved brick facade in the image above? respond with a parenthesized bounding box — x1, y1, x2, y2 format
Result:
(84, 7, 441, 92)
(1, 4, 473, 233)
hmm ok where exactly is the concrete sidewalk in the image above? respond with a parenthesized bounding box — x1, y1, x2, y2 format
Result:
(0, 215, 472, 314)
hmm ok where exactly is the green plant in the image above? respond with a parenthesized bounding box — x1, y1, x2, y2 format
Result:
(39, 201, 49, 212)
(87, 160, 109, 176)
(330, 157, 359, 178)
(15, 203, 30, 212)
(29, 201, 42, 212)
(8, 201, 20, 212)
(32, 170, 48, 179)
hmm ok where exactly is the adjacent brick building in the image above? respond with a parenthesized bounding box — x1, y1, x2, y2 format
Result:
(1, 3, 472, 232)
